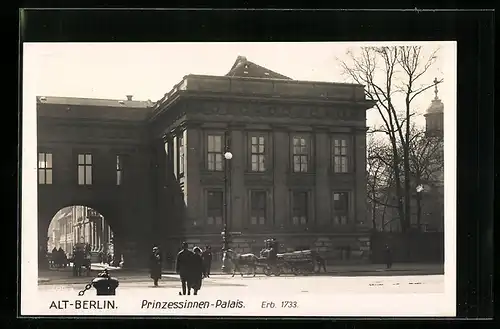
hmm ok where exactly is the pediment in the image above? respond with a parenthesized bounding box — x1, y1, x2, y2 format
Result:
(226, 55, 292, 80)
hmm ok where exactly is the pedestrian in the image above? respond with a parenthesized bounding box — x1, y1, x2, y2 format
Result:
(58, 247, 67, 268)
(51, 247, 58, 268)
(190, 247, 204, 295)
(385, 244, 393, 269)
(149, 246, 162, 287)
(202, 245, 212, 278)
(107, 253, 113, 266)
(176, 242, 194, 295)
(315, 253, 327, 273)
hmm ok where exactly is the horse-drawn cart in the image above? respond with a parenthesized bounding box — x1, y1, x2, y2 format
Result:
(259, 250, 316, 276)
(259, 239, 316, 276)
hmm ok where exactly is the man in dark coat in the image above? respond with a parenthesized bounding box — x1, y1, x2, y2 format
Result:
(51, 247, 58, 268)
(190, 247, 204, 295)
(268, 239, 278, 274)
(385, 244, 393, 269)
(176, 242, 194, 295)
(201, 246, 213, 278)
(149, 246, 162, 286)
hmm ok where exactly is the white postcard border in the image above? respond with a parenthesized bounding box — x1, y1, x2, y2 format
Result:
(21, 41, 457, 317)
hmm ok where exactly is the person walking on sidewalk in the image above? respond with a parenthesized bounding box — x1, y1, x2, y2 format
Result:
(176, 242, 194, 295)
(190, 247, 204, 295)
(384, 244, 393, 269)
(202, 245, 212, 278)
(149, 246, 162, 287)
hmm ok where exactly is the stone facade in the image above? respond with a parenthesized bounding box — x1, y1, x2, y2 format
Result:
(37, 57, 374, 267)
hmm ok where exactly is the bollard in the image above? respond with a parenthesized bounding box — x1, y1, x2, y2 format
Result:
(92, 269, 119, 296)
(79, 269, 119, 296)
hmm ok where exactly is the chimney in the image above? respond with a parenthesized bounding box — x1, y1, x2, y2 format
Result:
(126, 95, 133, 101)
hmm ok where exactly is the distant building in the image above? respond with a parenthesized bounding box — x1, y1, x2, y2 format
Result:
(46, 206, 113, 256)
(420, 79, 444, 232)
(72, 206, 113, 254)
(367, 79, 444, 233)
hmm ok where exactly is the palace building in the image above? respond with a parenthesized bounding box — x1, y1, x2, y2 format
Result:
(37, 56, 374, 267)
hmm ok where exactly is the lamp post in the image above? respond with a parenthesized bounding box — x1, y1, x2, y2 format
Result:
(221, 134, 233, 272)
(416, 184, 424, 231)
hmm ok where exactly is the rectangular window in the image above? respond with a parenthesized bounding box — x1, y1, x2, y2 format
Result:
(332, 138, 349, 173)
(250, 135, 266, 172)
(178, 134, 185, 176)
(38, 152, 53, 184)
(207, 190, 223, 225)
(207, 135, 223, 171)
(332, 192, 349, 225)
(292, 191, 308, 225)
(116, 155, 123, 186)
(78, 153, 92, 185)
(292, 135, 309, 173)
(250, 190, 266, 225)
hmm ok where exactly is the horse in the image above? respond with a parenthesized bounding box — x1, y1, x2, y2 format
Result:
(223, 249, 259, 277)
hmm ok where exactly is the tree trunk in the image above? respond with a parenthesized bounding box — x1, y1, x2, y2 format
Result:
(371, 194, 377, 231)
(403, 93, 412, 233)
(416, 192, 422, 231)
(389, 137, 406, 232)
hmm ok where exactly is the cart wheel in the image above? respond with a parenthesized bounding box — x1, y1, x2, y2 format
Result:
(291, 267, 299, 276)
(275, 268, 282, 276)
(263, 267, 272, 276)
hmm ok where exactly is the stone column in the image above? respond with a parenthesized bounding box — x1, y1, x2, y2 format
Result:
(185, 125, 202, 224)
(172, 134, 179, 180)
(272, 127, 290, 227)
(153, 139, 167, 239)
(354, 128, 368, 226)
(92, 220, 96, 250)
(229, 127, 245, 231)
(314, 128, 331, 226)
(87, 221, 91, 245)
(103, 223, 108, 254)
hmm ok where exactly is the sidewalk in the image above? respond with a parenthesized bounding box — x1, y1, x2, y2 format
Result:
(162, 263, 444, 276)
(38, 263, 151, 285)
(39, 262, 444, 284)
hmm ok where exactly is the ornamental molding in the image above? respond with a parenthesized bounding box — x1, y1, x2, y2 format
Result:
(191, 102, 365, 121)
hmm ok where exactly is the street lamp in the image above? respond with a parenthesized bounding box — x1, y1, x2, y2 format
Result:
(221, 137, 233, 273)
(416, 185, 424, 231)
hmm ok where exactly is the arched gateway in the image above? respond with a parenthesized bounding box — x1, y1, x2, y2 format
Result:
(36, 96, 178, 269)
(37, 56, 375, 270)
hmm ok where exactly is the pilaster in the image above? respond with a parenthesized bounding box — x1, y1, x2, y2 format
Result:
(354, 127, 368, 226)
(313, 127, 331, 225)
(272, 125, 289, 226)
(185, 123, 202, 223)
(229, 125, 245, 231)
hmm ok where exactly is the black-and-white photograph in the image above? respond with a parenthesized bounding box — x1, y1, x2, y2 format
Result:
(21, 42, 456, 316)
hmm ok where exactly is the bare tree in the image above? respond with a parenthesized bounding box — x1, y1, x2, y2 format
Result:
(367, 136, 393, 230)
(338, 46, 442, 232)
(408, 126, 444, 229)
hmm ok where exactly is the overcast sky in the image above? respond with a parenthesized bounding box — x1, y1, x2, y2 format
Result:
(25, 42, 453, 128)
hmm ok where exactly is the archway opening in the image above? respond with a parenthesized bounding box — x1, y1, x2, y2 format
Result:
(46, 205, 116, 268)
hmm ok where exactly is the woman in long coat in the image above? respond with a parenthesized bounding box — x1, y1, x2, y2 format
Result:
(149, 246, 162, 286)
(190, 247, 204, 295)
